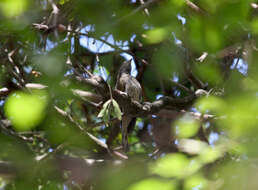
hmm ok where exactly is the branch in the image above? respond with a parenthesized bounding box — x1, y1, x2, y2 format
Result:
(0, 87, 9, 96)
(115, 0, 158, 23)
(113, 89, 196, 117)
(54, 106, 128, 160)
(0, 120, 34, 143)
(32, 23, 133, 55)
(1, 78, 197, 118)
(251, 3, 258, 9)
(184, 0, 207, 15)
(170, 79, 193, 93)
(72, 89, 103, 104)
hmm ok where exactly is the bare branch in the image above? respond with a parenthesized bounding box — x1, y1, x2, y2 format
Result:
(54, 106, 128, 160)
(184, 0, 207, 15)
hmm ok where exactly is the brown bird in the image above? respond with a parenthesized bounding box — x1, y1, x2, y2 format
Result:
(115, 59, 142, 152)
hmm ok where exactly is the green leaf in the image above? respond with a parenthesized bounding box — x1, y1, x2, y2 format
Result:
(174, 115, 200, 138)
(0, 0, 28, 18)
(145, 28, 168, 44)
(4, 90, 48, 131)
(98, 99, 112, 124)
(59, 0, 70, 5)
(98, 99, 122, 124)
(150, 153, 190, 178)
(184, 174, 207, 190)
(195, 96, 225, 114)
(128, 178, 176, 190)
(111, 99, 122, 120)
(199, 146, 223, 164)
(97, 99, 111, 118)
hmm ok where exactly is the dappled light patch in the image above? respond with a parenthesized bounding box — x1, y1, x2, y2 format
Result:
(0, 0, 258, 189)
(4, 90, 48, 131)
(144, 28, 168, 44)
(220, 96, 258, 138)
(184, 174, 207, 190)
(195, 96, 226, 114)
(174, 115, 200, 138)
(194, 63, 222, 85)
(0, 0, 28, 17)
(128, 178, 176, 190)
(150, 153, 192, 178)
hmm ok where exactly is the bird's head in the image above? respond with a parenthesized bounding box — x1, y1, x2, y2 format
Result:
(119, 59, 132, 75)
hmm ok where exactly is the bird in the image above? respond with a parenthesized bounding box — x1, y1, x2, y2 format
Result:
(115, 59, 142, 152)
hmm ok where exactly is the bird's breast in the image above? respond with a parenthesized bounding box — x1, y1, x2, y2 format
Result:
(125, 76, 142, 101)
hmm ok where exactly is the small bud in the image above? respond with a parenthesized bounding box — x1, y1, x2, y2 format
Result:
(57, 24, 66, 32)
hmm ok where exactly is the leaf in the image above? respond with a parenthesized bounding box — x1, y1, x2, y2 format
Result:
(4, 90, 48, 131)
(199, 146, 223, 164)
(195, 96, 225, 114)
(98, 99, 112, 124)
(174, 115, 200, 138)
(150, 153, 190, 178)
(178, 139, 208, 155)
(97, 99, 111, 118)
(59, 0, 70, 5)
(111, 99, 122, 120)
(184, 174, 207, 190)
(145, 28, 168, 44)
(0, 0, 28, 18)
(98, 99, 122, 125)
(128, 178, 176, 190)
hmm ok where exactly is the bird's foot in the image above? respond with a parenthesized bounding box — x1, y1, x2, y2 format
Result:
(143, 102, 151, 111)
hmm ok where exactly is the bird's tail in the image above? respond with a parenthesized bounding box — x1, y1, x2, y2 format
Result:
(122, 116, 132, 152)
(127, 117, 136, 133)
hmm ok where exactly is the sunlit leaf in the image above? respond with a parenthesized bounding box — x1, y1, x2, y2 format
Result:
(98, 99, 112, 124)
(150, 153, 190, 178)
(178, 139, 208, 155)
(111, 99, 122, 120)
(4, 90, 48, 131)
(59, 0, 70, 5)
(195, 63, 222, 85)
(98, 99, 111, 118)
(128, 178, 176, 190)
(0, 0, 28, 17)
(251, 19, 258, 34)
(98, 99, 122, 124)
(195, 96, 225, 114)
(145, 28, 168, 44)
(174, 115, 200, 138)
(199, 146, 223, 164)
(221, 96, 258, 137)
(184, 174, 207, 190)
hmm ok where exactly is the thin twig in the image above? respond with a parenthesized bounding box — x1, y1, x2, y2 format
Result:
(170, 79, 193, 94)
(115, 0, 158, 23)
(54, 106, 128, 159)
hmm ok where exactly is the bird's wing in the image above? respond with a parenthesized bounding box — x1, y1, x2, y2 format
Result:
(125, 76, 142, 101)
(115, 73, 130, 92)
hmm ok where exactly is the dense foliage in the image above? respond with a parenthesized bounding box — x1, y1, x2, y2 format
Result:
(0, 0, 258, 190)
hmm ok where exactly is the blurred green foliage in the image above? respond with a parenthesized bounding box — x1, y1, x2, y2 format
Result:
(4, 91, 48, 131)
(0, 0, 258, 190)
(174, 115, 200, 138)
(128, 178, 176, 190)
(0, 0, 29, 18)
